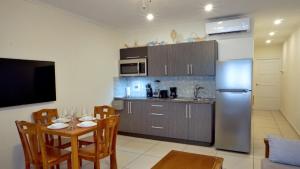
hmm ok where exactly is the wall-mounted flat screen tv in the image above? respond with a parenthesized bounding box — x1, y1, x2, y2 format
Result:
(0, 58, 56, 108)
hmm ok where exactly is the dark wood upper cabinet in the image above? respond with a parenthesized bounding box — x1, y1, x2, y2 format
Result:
(168, 43, 191, 76)
(148, 45, 169, 76)
(189, 41, 218, 76)
(120, 41, 218, 76)
(120, 47, 148, 60)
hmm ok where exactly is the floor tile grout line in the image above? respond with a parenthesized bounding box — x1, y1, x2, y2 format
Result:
(122, 141, 161, 169)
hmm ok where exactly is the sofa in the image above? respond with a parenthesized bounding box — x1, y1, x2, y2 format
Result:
(262, 139, 300, 169)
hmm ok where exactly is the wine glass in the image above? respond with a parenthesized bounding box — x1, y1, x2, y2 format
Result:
(81, 106, 88, 117)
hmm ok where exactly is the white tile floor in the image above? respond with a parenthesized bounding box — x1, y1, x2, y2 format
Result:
(65, 110, 300, 169)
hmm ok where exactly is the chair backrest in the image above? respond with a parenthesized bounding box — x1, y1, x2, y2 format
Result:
(32, 109, 58, 125)
(32, 109, 58, 145)
(95, 115, 120, 158)
(15, 121, 44, 166)
(94, 105, 117, 119)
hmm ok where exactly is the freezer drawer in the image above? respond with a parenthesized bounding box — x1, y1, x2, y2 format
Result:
(215, 91, 252, 153)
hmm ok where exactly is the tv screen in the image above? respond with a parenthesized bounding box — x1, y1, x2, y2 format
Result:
(0, 58, 56, 108)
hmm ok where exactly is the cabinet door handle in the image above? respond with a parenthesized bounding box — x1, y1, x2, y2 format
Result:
(130, 102, 132, 114)
(187, 64, 190, 74)
(127, 102, 130, 114)
(185, 104, 188, 119)
(151, 104, 163, 107)
(189, 104, 191, 119)
(151, 126, 164, 129)
(126, 56, 139, 59)
(190, 64, 193, 75)
(151, 113, 165, 116)
(164, 65, 168, 75)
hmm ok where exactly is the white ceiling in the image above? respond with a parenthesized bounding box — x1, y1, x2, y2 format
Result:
(36, 0, 300, 46)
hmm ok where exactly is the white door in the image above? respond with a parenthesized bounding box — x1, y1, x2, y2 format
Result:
(253, 58, 281, 110)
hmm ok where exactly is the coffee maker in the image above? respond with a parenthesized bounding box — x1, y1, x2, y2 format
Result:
(170, 87, 177, 98)
(146, 83, 153, 98)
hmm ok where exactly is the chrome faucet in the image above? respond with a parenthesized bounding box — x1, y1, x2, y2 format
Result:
(194, 85, 204, 99)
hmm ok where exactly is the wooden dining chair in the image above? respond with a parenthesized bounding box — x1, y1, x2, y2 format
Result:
(79, 105, 118, 146)
(78, 115, 120, 169)
(15, 120, 72, 169)
(32, 109, 71, 149)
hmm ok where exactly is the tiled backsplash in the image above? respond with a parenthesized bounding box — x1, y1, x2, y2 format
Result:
(114, 76, 216, 98)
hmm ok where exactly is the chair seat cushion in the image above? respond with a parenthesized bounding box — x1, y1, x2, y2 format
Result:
(268, 135, 300, 166)
(262, 159, 300, 169)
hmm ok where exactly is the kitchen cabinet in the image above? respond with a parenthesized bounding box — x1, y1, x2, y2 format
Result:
(189, 41, 218, 76)
(119, 100, 146, 134)
(120, 47, 148, 60)
(168, 102, 214, 142)
(148, 45, 169, 76)
(146, 102, 169, 137)
(168, 43, 190, 76)
(119, 100, 131, 132)
(147, 41, 218, 76)
(118, 99, 214, 144)
(168, 103, 189, 139)
(188, 103, 214, 142)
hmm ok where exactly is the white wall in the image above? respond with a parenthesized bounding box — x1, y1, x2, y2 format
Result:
(281, 27, 300, 135)
(254, 44, 283, 59)
(0, 0, 120, 168)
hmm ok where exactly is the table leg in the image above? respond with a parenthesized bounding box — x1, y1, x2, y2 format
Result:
(71, 136, 79, 169)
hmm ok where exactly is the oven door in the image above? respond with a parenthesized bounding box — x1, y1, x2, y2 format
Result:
(119, 58, 147, 76)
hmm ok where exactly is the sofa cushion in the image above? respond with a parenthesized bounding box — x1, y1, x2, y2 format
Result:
(268, 135, 300, 166)
(262, 159, 300, 169)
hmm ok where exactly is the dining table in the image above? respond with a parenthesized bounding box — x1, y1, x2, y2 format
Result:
(41, 119, 97, 169)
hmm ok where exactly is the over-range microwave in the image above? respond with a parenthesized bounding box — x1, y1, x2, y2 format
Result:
(119, 58, 147, 76)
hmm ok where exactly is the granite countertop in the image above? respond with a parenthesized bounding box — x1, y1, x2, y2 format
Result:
(114, 97, 215, 104)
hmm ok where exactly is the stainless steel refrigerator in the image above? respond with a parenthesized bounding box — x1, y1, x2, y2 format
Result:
(215, 59, 252, 153)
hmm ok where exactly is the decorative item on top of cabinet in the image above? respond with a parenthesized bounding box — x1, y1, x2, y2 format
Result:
(170, 30, 177, 43)
(186, 32, 206, 42)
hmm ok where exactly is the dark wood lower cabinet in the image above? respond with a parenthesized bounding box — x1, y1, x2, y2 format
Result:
(168, 103, 189, 140)
(119, 100, 146, 134)
(118, 100, 215, 145)
(188, 104, 214, 143)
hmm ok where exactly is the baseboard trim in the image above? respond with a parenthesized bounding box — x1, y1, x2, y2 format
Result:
(279, 109, 300, 136)
(118, 131, 214, 147)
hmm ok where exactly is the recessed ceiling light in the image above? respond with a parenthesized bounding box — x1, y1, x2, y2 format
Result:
(204, 4, 213, 12)
(266, 40, 272, 44)
(217, 21, 223, 25)
(146, 13, 154, 21)
(274, 19, 283, 25)
(269, 32, 275, 36)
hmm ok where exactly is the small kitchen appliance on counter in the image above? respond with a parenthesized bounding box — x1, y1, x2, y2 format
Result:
(170, 87, 177, 98)
(146, 83, 153, 98)
(153, 80, 160, 98)
(159, 90, 169, 98)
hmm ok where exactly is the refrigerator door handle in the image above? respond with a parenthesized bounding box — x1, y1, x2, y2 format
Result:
(217, 89, 250, 93)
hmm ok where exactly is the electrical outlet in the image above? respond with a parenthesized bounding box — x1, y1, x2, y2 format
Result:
(132, 82, 141, 91)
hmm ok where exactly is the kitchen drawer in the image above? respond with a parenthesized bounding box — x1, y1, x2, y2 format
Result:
(147, 110, 169, 137)
(147, 102, 169, 114)
(147, 117, 168, 137)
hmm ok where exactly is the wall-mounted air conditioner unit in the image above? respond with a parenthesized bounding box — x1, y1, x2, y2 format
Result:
(205, 18, 250, 35)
